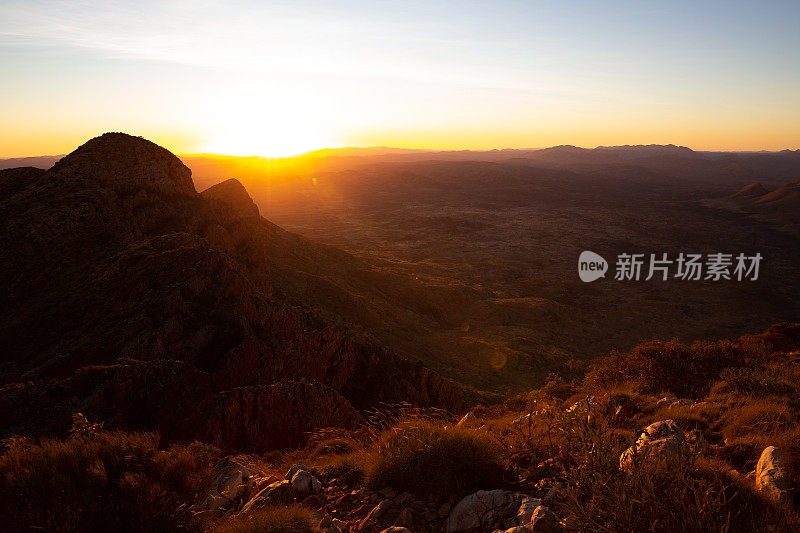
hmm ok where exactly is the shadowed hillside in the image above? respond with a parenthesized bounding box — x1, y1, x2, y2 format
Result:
(0, 133, 476, 450)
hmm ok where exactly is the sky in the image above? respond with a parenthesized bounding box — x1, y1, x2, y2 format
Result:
(1, 0, 798, 157)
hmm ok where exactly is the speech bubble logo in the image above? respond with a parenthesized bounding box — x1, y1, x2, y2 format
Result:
(578, 251, 608, 282)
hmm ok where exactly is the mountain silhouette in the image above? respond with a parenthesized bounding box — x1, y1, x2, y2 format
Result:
(0, 133, 466, 451)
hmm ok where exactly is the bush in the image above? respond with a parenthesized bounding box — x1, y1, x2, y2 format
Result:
(523, 407, 800, 532)
(713, 367, 797, 400)
(0, 430, 218, 533)
(721, 400, 796, 440)
(539, 374, 576, 401)
(586, 339, 765, 398)
(367, 420, 504, 499)
(212, 505, 315, 533)
(563, 452, 797, 532)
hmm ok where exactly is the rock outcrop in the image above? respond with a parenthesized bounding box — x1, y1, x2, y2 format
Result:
(201, 178, 260, 218)
(186, 381, 364, 452)
(195, 458, 252, 512)
(0, 133, 469, 450)
(48, 132, 195, 194)
(755, 446, 788, 502)
(619, 419, 687, 471)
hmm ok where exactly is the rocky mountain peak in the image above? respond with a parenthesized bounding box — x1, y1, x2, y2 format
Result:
(48, 132, 195, 194)
(201, 178, 260, 218)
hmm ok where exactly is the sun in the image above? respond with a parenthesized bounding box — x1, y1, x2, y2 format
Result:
(195, 88, 342, 158)
(201, 127, 331, 158)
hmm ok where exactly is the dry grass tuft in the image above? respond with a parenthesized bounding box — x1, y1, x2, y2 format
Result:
(211, 505, 315, 533)
(367, 419, 505, 499)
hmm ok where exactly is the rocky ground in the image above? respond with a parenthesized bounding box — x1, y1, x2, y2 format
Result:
(3, 323, 800, 531)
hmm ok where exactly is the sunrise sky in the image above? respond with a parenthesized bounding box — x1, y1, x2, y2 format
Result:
(1, 1, 798, 157)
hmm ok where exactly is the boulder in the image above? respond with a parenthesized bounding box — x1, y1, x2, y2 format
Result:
(516, 496, 542, 525)
(238, 480, 293, 514)
(394, 492, 415, 508)
(330, 518, 348, 532)
(447, 489, 515, 532)
(290, 469, 323, 496)
(286, 464, 308, 480)
(620, 419, 687, 471)
(196, 457, 251, 511)
(756, 446, 788, 502)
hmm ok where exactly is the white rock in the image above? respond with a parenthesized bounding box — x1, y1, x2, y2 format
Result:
(238, 480, 293, 514)
(291, 468, 322, 496)
(756, 446, 788, 502)
(619, 419, 687, 471)
(447, 489, 514, 532)
(197, 457, 251, 511)
(285, 464, 308, 480)
(516, 496, 542, 525)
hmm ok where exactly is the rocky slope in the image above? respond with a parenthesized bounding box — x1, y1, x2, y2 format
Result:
(0, 133, 468, 450)
(201, 178, 261, 218)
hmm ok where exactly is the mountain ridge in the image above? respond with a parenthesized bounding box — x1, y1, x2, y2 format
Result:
(0, 132, 472, 450)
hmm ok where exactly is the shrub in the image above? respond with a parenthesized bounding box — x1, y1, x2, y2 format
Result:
(713, 366, 796, 400)
(535, 408, 800, 532)
(721, 400, 796, 440)
(586, 339, 761, 398)
(539, 374, 576, 401)
(212, 505, 315, 533)
(563, 453, 797, 532)
(367, 420, 504, 499)
(0, 430, 217, 533)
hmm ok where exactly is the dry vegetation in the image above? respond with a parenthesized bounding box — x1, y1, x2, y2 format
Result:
(3, 325, 800, 532)
(212, 506, 316, 533)
(366, 420, 506, 499)
(0, 416, 219, 532)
